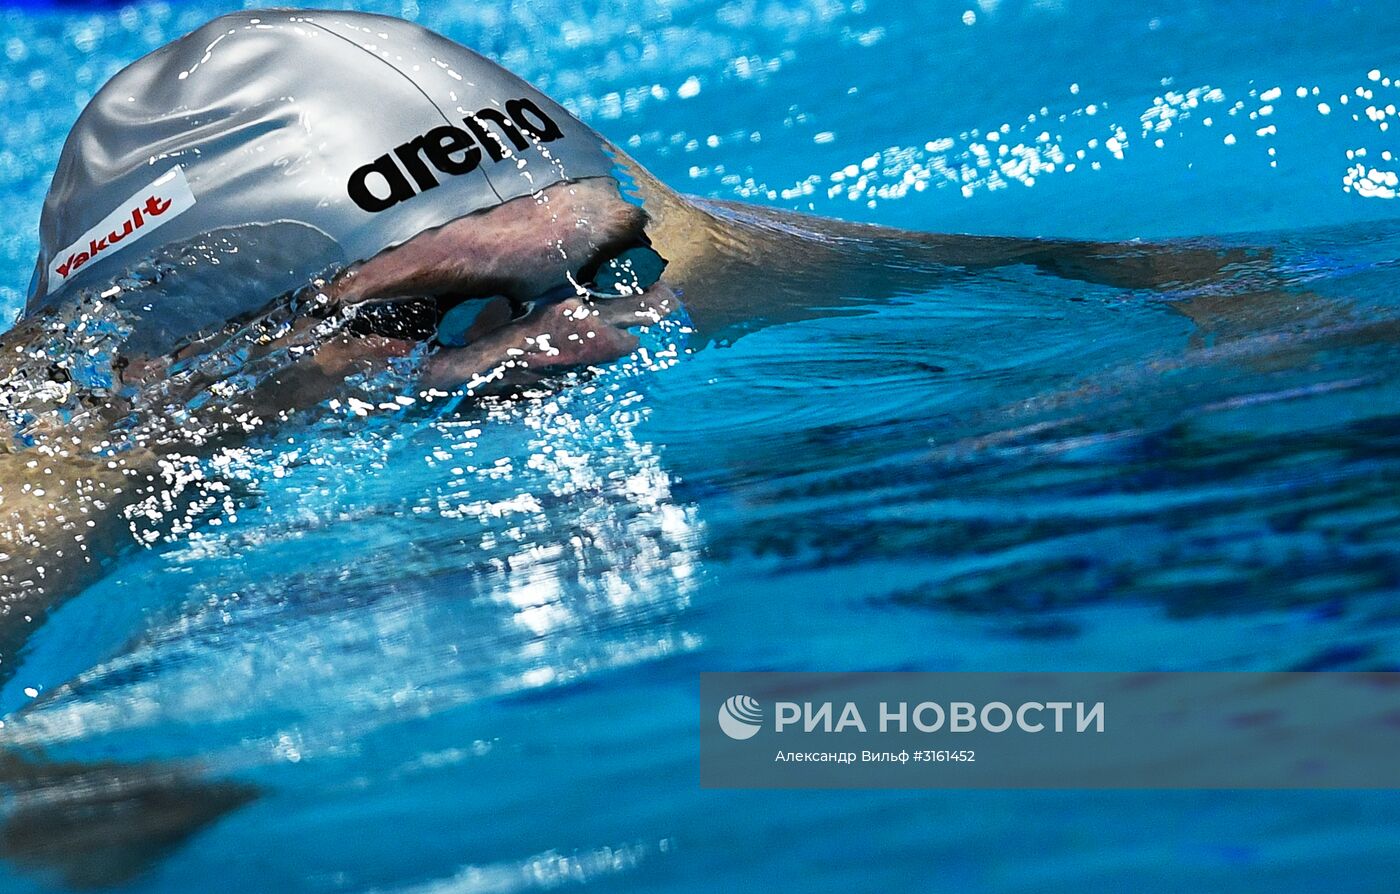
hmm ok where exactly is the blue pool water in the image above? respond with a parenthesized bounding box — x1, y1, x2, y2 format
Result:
(3, 0, 1400, 890)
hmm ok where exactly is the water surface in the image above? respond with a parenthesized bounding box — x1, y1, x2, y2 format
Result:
(2, 1, 1400, 891)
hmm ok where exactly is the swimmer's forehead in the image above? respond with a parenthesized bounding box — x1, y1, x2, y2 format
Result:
(29, 9, 617, 312)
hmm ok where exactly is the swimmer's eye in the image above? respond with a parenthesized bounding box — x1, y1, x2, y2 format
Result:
(581, 244, 667, 297)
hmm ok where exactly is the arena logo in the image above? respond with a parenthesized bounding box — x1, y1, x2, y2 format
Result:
(347, 98, 565, 213)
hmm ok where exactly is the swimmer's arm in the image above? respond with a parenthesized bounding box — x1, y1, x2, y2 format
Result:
(674, 197, 1264, 340)
(695, 197, 1257, 289)
(0, 450, 141, 667)
(0, 319, 141, 661)
(938, 233, 1260, 291)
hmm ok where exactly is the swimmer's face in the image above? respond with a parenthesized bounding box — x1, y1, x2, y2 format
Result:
(311, 176, 678, 391)
(119, 177, 680, 403)
(110, 177, 677, 412)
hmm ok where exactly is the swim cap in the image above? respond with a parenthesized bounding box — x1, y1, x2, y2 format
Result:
(25, 9, 615, 349)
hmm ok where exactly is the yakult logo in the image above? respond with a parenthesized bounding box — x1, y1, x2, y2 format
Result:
(48, 166, 196, 294)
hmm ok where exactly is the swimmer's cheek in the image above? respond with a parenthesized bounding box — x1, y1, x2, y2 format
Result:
(418, 302, 635, 391)
(417, 286, 681, 392)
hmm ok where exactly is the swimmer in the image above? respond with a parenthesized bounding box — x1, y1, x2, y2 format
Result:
(0, 9, 1255, 641)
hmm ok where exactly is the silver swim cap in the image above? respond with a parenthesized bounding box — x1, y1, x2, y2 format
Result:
(26, 9, 615, 347)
